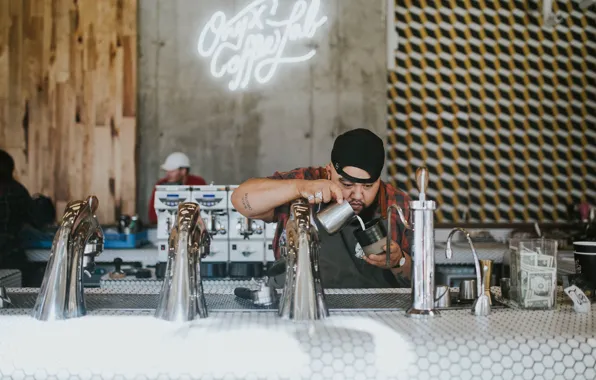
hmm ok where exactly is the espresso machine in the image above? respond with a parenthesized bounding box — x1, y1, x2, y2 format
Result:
(191, 185, 229, 278)
(154, 185, 192, 277)
(228, 185, 266, 278)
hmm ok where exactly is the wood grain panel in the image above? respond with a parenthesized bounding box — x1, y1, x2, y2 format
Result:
(0, 0, 137, 224)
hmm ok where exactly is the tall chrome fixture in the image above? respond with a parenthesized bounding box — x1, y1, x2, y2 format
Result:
(391, 167, 453, 317)
(32, 196, 104, 321)
(278, 199, 329, 320)
(155, 202, 211, 322)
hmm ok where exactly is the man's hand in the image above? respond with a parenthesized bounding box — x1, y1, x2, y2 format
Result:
(364, 240, 404, 268)
(295, 179, 344, 205)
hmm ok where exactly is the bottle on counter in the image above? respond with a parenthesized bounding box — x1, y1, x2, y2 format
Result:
(127, 215, 139, 234)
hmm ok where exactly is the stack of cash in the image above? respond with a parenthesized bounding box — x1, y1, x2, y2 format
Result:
(519, 247, 557, 308)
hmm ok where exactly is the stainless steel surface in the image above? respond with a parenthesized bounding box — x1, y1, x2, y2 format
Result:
(408, 202, 439, 316)
(279, 199, 329, 320)
(315, 201, 355, 235)
(3, 289, 506, 312)
(154, 202, 211, 322)
(397, 166, 451, 318)
(0, 287, 11, 308)
(434, 285, 451, 308)
(31, 195, 104, 321)
(472, 262, 492, 316)
(446, 227, 488, 316)
(416, 167, 429, 202)
(458, 280, 477, 301)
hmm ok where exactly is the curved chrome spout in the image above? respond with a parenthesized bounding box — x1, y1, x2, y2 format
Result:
(445, 227, 490, 316)
(155, 202, 210, 322)
(278, 199, 329, 320)
(32, 196, 104, 321)
(387, 204, 411, 268)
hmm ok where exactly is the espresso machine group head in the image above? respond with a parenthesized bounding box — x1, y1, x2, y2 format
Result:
(228, 185, 266, 278)
(154, 185, 193, 265)
(192, 185, 229, 278)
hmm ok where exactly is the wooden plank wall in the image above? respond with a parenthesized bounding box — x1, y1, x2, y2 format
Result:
(0, 0, 137, 224)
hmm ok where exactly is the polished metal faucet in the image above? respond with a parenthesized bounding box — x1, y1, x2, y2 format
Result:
(445, 227, 490, 316)
(278, 199, 329, 320)
(155, 202, 211, 322)
(391, 167, 452, 317)
(32, 196, 104, 321)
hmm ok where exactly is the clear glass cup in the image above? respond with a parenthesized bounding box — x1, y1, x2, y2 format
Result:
(512, 239, 558, 309)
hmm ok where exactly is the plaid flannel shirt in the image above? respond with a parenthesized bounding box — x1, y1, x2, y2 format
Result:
(267, 167, 411, 260)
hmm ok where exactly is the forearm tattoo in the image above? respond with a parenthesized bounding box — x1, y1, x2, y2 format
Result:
(242, 193, 253, 211)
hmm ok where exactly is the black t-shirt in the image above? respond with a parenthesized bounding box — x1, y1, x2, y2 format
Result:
(0, 179, 33, 266)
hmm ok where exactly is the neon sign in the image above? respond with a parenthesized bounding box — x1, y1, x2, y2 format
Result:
(197, 0, 328, 91)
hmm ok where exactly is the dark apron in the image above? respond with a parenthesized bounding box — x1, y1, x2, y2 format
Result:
(315, 217, 398, 288)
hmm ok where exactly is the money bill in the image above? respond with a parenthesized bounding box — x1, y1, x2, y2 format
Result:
(536, 254, 554, 267)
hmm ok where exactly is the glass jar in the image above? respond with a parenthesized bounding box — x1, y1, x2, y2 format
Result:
(510, 239, 558, 309)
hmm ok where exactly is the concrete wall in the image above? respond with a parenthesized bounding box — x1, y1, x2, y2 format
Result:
(137, 0, 388, 222)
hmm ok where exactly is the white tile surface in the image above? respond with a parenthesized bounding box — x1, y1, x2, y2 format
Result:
(0, 287, 594, 379)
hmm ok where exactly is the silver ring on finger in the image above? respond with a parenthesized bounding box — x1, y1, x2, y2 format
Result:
(307, 194, 315, 202)
(315, 191, 323, 200)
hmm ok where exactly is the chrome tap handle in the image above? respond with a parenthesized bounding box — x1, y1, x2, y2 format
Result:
(278, 199, 329, 320)
(416, 167, 429, 202)
(155, 201, 209, 321)
(33, 195, 103, 321)
(534, 222, 542, 238)
(86, 195, 99, 213)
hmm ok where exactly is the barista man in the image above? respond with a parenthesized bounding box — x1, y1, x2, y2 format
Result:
(148, 152, 207, 224)
(231, 128, 412, 288)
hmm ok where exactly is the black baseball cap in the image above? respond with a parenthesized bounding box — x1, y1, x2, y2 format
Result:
(331, 128, 385, 184)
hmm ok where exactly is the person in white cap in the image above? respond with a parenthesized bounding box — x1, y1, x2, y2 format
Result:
(148, 152, 207, 224)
